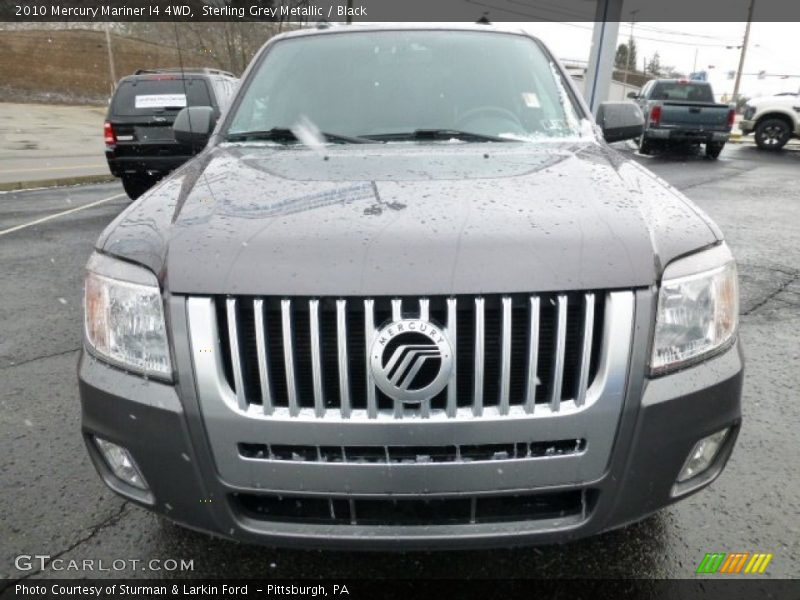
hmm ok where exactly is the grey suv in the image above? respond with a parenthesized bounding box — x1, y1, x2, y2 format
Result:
(80, 25, 743, 549)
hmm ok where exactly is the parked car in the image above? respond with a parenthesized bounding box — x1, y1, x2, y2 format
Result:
(104, 68, 238, 199)
(739, 93, 800, 150)
(629, 79, 735, 158)
(80, 25, 742, 549)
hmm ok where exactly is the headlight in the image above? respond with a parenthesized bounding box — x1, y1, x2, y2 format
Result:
(84, 253, 172, 378)
(652, 245, 739, 374)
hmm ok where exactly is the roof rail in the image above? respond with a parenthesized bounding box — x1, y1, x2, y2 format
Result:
(133, 67, 236, 78)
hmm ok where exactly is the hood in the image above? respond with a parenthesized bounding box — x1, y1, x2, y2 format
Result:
(748, 94, 798, 107)
(98, 141, 721, 296)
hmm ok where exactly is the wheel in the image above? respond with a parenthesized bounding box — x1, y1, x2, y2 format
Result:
(754, 118, 791, 151)
(121, 174, 156, 200)
(638, 136, 655, 155)
(706, 142, 724, 159)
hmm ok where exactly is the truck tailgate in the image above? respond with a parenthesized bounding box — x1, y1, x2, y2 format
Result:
(659, 102, 730, 130)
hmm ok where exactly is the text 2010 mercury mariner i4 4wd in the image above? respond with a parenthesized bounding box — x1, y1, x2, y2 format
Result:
(80, 25, 743, 549)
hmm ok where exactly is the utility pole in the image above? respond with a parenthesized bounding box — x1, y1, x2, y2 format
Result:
(621, 11, 638, 99)
(105, 24, 117, 95)
(692, 48, 698, 75)
(346, 0, 353, 23)
(732, 0, 756, 103)
(584, 0, 622, 114)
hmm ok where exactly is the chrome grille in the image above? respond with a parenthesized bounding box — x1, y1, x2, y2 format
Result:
(213, 293, 605, 419)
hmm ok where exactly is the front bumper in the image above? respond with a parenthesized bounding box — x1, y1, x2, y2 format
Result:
(739, 119, 755, 135)
(79, 292, 744, 550)
(644, 128, 730, 143)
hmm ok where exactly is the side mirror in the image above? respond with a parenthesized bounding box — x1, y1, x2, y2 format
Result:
(173, 106, 217, 148)
(627, 91, 639, 99)
(597, 101, 644, 143)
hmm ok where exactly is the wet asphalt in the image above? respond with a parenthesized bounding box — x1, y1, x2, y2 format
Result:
(0, 143, 798, 582)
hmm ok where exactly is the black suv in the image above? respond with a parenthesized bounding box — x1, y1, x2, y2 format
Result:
(104, 68, 238, 199)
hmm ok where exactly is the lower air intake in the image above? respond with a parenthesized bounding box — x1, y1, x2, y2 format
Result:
(232, 489, 593, 526)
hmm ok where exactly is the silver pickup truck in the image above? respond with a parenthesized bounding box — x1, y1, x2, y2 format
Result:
(79, 24, 742, 550)
(630, 79, 735, 158)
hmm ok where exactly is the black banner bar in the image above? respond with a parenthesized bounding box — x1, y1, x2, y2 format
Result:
(3, 0, 800, 23)
(2, 579, 800, 600)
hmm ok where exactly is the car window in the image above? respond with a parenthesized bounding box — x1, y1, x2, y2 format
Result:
(218, 78, 237, 110)
(651, 82, 714, 102)
(227, 30, 587, 141)
(112, 78, 212, 116)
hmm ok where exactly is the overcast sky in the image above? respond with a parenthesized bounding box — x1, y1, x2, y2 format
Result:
(520, 22, 800, 99)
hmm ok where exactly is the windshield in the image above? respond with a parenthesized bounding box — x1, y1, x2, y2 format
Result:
(651, 82, 714, 103)
(112, 78, 211, 116)
(226, 30, 587, 142)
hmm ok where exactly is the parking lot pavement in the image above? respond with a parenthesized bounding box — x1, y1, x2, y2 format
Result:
(0, 103, 110, 188)
(0, 143, 798, 582)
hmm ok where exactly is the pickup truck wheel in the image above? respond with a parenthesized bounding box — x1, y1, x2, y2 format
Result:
(755, 118, 791, 150)
(638, 137, 655, 155)
(121, 175, 156, 200)
(706, 142, 725, 159)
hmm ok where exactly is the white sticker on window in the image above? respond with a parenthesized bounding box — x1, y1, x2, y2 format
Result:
(522, 92, 541, 108)
(134, 94, 187, 109)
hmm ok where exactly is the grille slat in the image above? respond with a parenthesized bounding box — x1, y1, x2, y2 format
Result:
(391, 298, 402, 322)
(336, 300, 352, 418)
(281, 299, 299, 416)
(473, 297, 485, 417)
(419, 299, 431, 419)
(445, 297, 458, 418)
(226, 298, 248, 411)
(525, 296, 540, 413)
(309, 299, 325, 418)
(217, 292, 606, 420)
(392, 298, 404, 419)
(499, 296, 512, 415)
(549, 295, 567, 412)
(419, 297, 430, 322)
(253, 298, 274, 415)
(576, 293, 595, 407)
(364, 299, 377, 418)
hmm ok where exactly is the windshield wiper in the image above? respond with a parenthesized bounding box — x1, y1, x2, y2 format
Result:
(361, 129, 518, 143)
(226, 127, 374, 144)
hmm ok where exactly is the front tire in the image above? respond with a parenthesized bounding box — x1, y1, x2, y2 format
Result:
(755, 118, 791, 151)
(638, 136, 655, 155)
(121, 175, 156, 200)
(706, 142, 725, 159)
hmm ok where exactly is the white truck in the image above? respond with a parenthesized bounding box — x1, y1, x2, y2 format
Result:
(739, 92, 800, 150)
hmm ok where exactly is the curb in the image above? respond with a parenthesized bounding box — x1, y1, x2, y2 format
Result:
(727, 138, 800, 148)
(0, 174, 116, 193)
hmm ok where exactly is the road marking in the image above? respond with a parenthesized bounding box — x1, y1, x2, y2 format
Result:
(0, 192, 125, 237)
(0, 164, 107, 174)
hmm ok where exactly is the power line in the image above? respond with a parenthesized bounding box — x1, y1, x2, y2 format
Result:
(529, 20, 748, 48)
(632, 23, 740, 44)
